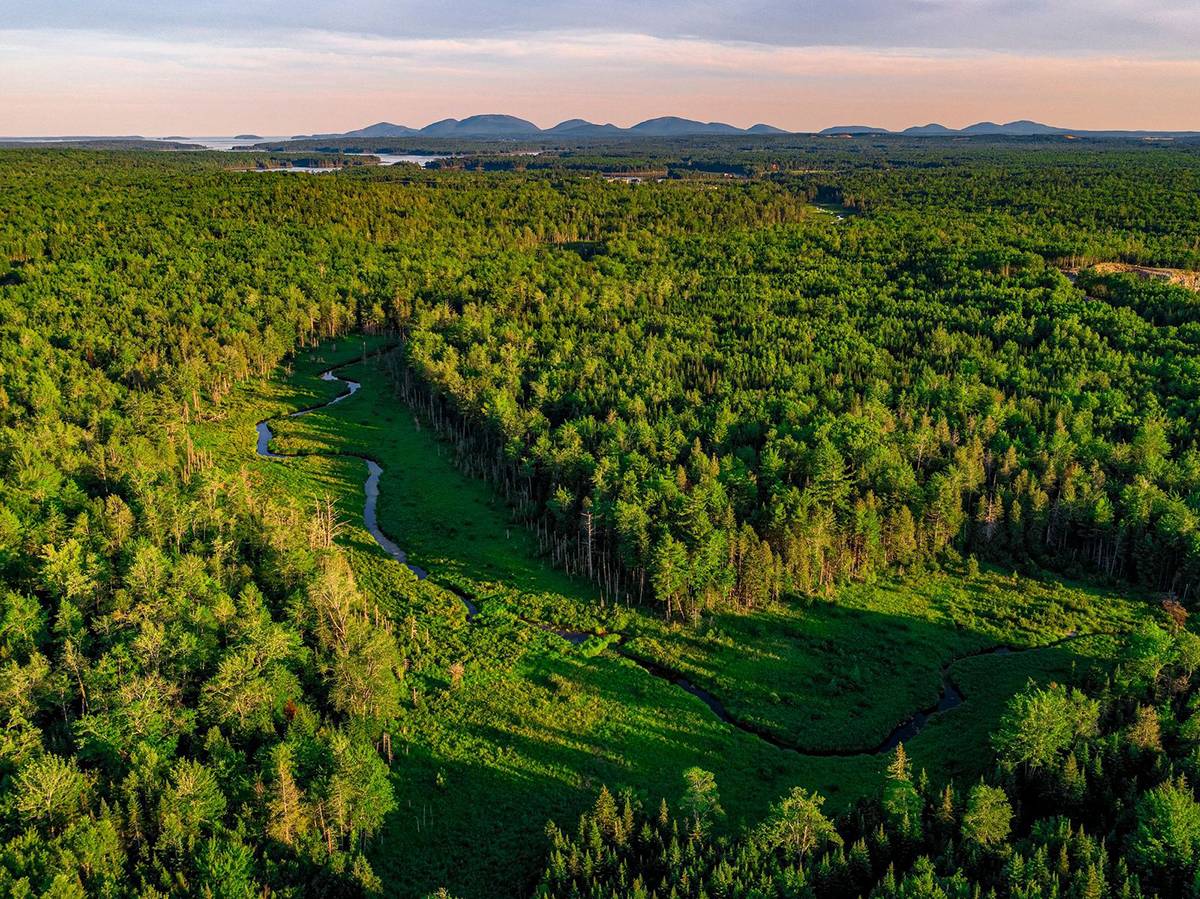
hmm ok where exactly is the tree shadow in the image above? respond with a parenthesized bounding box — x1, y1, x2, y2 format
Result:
(258, 343, 1142, 898)
(369, 609, 1125, 899)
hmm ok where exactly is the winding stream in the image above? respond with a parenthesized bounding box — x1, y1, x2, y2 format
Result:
(256, 362, 1106, 758)
(544, 632, 1025, 756)
(256, 367, 473, 614)
(590, 632, 1098, 756)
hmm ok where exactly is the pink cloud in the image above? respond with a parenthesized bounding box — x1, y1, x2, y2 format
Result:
(2, 29, 1197, 134)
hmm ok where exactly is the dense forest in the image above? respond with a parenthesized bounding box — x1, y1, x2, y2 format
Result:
(0, 141, 1198, 896)
(390, 148, 1200, 619)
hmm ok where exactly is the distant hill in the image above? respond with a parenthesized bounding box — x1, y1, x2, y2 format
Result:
(961, 120, 1067, 135)
(421, 115, 541, 136)
(295, 122, 421, 139)
(233, 133, 263, 140)
(344, 122, 420, 138)
(546, 118, 593, 133)
(545, 119, 625, 136)
(629, 117, 743, 136)
(819, 125, 889, 135)
(902, 123, 956, 135)
(747, 123, 789, 134)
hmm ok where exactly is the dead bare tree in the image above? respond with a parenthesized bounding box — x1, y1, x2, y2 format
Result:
(309, 495, 346, 549)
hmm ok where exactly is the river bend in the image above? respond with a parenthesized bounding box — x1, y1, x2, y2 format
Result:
(256, 362, 1105, 757)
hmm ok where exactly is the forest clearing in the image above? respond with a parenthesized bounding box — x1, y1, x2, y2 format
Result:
(183, 339, 1151, 896)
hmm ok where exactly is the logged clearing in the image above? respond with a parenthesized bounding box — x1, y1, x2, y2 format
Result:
(1076, 261, 1200, 290)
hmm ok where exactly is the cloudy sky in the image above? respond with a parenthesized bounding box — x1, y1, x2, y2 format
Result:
(3, 0, 1198, 134)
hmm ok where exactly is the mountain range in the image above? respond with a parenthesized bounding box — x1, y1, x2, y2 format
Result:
(295, 114, 789, 140)
(820, 119, 1199, 138)
(7, 117, 1196, 146)
(291, 115, 1199, 140)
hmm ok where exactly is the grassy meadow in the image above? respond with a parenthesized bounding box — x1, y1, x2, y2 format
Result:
(190, 340, 1150, 898)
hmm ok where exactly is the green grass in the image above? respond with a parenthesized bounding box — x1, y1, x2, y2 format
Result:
(191, 342, 1150, 898)
(624, 571, 1145, 752)
(909, 633, 1119, 784)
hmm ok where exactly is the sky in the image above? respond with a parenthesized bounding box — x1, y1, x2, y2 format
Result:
(3, 0, 1199, 135)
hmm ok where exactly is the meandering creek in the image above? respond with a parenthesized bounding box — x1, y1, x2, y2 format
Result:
(256, 370, 470, 611)
(256, 364, 1100, 758)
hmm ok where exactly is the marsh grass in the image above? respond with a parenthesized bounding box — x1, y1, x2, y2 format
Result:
(190, 343, 1149, 898)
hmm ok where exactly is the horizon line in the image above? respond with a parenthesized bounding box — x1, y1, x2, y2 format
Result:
(7, 115, 1200, 140)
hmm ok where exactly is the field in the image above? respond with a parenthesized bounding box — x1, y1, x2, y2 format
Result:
(625, 572, 1141, 753)
(191, 339, 1150, 898)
